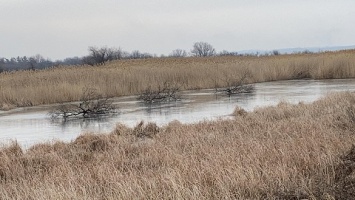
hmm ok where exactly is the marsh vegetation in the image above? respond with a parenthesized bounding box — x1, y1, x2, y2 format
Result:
(1, 92, 355, 199)
(1, 50, 355, 110)
(1, 49, 355, 199)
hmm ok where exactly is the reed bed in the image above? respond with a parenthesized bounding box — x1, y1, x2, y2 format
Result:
(1, 50, 355, 110)
(1, 92, 355, 199)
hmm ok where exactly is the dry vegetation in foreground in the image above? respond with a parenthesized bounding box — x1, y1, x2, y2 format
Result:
(1, 92, 355, 199)
(1, 50, 355, 110)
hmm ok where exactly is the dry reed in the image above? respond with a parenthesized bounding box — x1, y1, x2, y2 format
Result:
(1, 92, 355, 199)
(1, 50, 355, 110)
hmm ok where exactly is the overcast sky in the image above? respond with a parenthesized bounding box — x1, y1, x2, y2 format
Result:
(1, 0, 355, 60)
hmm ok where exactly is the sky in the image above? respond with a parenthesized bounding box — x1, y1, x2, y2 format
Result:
(1, 0, 355, 60)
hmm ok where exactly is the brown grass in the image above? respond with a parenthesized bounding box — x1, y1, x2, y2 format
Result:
(1, 50, 355, 110)
(1, 92, 355, 199)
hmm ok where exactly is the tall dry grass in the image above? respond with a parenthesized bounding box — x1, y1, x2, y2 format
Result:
(1, 92, 355, 199)
(1, 50, 355, 110)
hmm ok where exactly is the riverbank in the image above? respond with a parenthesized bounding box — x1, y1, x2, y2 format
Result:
(1, 92, 354, 199)
(1, 50, 355, 110)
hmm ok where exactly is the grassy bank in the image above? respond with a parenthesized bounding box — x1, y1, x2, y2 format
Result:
(1, 50, 355, 110)
(1, 92, 355, 199)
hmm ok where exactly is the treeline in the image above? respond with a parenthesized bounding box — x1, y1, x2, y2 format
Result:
(0, 55, 82, 72)
(0, 41, 311, 72)
(0, 42, 237, 72)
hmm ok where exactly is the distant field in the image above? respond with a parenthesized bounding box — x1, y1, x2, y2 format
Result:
(1, 50, 355, 110)
(1, 92, 355, 199)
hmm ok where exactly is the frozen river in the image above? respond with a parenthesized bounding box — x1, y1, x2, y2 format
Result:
(1, 79, 355, 148)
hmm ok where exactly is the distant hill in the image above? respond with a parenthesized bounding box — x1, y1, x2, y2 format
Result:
(238, 45, 355, 55)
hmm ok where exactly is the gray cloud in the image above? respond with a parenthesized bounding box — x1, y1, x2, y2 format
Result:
(1, 0, 355, 60)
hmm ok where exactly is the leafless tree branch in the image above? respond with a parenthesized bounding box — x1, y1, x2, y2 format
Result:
(49, 87, 117, 120)
(138, 82, 181, 104)
(215, 70, 254, 96)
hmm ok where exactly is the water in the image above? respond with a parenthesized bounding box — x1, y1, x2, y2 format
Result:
(1, 79, 355, 148)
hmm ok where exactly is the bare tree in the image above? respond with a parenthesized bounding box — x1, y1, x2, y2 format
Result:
(169, 49, 187, 57)
(49, 87, 116, 120)
(29, 54, 45, 70)
(191, 42, 216, 57)
(215, 70, 254, 96)
(83, 46, 123, 65)
(138, 82, 181, 104)
(272, 50, 280, 56)
(130, 50, 142, 59)
(129, 50, 153, 59)
(61, 57, 83, 65)
(0, 58, 4, 73)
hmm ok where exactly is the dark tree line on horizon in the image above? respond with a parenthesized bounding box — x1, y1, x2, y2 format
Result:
(0, 55, 83, 72)
(0, 41, 314, 73)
